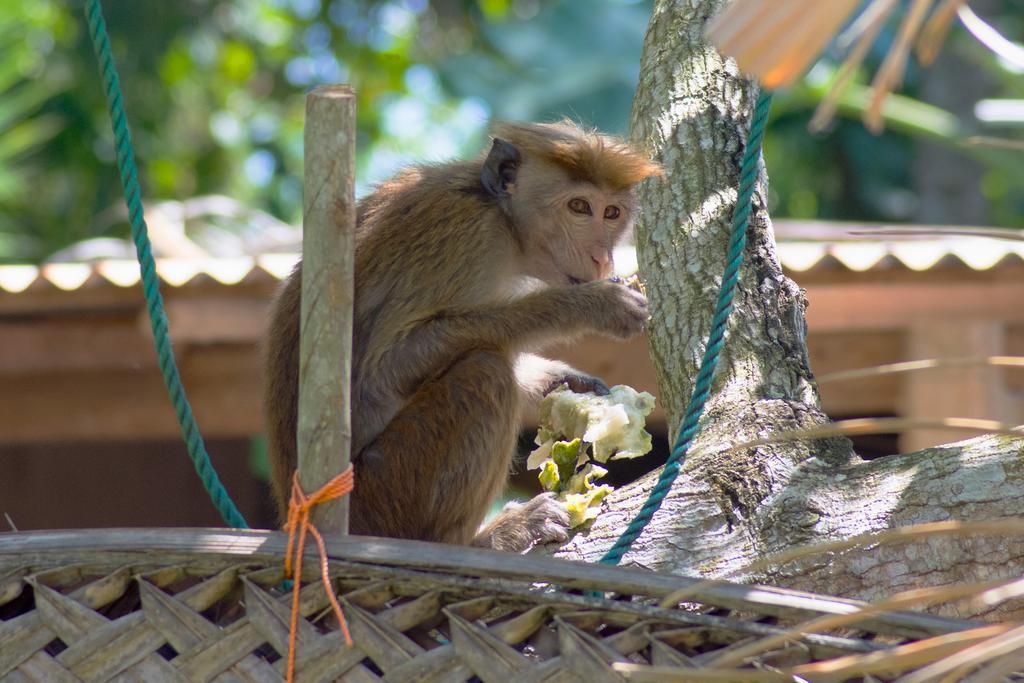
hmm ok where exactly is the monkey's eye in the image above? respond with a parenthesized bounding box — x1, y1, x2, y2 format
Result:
(568, 198, 592, 215)
(604, 206, 621, 220)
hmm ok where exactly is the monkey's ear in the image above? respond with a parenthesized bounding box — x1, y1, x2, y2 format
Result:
(481, 137, 521, 198)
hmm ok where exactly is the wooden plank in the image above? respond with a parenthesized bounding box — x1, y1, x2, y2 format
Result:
(0, 440, 270, 530)
(160, 298, 270, 344)
(1005, 324, 1024, 392)
(808, 330, 904, 416)
(0, 529, 979, 639)
(0, 317, 156, 375)
(0, 320, 985, 444)
(803, 282, 1024, 332)
(772, 219, 1024, 243)
(555, 330, 908, 420)
(298, 84, 356, 533)
(1, 279, 1019, 444)
(0, 287, 145, 316)
(900, 321, 1020, 452)
(0, 348, 262, 443)
(791, 262, 1024, 287)
(0, 327, 968, 446)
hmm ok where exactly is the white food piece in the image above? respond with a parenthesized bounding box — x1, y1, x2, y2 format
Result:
(527, 385, 656, 527)
(526, 439, 554, 471)
(528, 385, 655, 471)
(528, 384, 656, 468)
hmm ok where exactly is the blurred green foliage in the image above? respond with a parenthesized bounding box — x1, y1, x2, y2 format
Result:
(0, 0, 1021, 262)
(766, 3, 1024, 228)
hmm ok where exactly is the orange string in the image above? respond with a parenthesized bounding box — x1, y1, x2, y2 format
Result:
(283, 466, 355, 683)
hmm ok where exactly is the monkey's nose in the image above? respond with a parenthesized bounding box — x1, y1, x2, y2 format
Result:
(592, 253, 613, 279)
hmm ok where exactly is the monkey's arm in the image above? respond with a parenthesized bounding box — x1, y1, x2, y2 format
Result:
(515, 352, 608, 416)
(384, 281, 646, 395)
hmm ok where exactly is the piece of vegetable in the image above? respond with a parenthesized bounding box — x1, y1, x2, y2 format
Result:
(529, 384, 656, 528)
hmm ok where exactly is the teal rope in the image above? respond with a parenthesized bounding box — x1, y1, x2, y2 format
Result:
(600, 90, 773, 566)
(85, 0, 249, 529)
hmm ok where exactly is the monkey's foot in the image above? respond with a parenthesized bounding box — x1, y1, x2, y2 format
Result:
(474, 493, 570, 553)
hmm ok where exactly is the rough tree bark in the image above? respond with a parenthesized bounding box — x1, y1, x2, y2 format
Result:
(554, 0, 1024, 620)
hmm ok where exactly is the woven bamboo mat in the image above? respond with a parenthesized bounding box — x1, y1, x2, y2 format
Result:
(0, 529, 979, 682)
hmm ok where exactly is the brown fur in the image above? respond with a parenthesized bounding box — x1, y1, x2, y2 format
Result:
(264, 120, 659, 551)
(493, 120, 663, 191)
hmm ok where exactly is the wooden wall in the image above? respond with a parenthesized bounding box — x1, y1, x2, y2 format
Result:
(2, 253, 1023, 529)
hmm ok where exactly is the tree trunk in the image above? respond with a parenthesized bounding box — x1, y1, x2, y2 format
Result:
(554, 0, 1024, 620)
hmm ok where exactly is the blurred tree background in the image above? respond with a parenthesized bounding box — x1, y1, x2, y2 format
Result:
(1, 0, 1021, 263)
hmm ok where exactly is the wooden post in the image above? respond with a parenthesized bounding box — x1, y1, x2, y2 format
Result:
(298, 85, 356, 533)
(900, 320, 1018, 453)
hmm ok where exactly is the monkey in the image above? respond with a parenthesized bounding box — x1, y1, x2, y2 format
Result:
(264, 120, 661, 552)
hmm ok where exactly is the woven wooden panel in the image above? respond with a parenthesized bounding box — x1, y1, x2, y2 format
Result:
(0, 529, 980, 682)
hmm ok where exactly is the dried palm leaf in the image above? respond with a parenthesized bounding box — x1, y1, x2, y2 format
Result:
(956, 4, 1024, 70)
(899, 623, 1024, 683)
(708, 579, 1018, 669)
(809, 0, 899, 131)
(706, 0, 973, 132)
(917, 0, 967, 64)
(791, 625, 1014, 682)
(706, 0, 863, 89)
(816, 356, 1024, 384)
(865, 0, 935, 131)
(692, 416, 1024, 458)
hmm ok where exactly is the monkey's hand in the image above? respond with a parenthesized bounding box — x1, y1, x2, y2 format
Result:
(577, 280, 649, 340)
(545, 371, 610, 396)
(473, 493, 570, 553)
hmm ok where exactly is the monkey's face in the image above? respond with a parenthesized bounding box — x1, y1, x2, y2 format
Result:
(511, 161, 636, 286)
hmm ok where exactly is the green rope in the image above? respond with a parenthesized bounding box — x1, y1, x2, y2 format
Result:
(600, 90, 773, 566)
(85, 0, 248, 529)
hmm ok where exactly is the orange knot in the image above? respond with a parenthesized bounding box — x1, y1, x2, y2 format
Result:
(283, 466, 355, 682)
